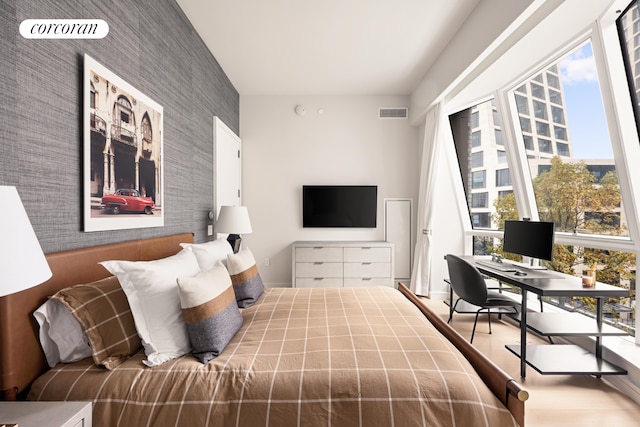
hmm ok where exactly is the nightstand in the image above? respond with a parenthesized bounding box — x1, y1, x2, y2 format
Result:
(0, 401, 92, 427)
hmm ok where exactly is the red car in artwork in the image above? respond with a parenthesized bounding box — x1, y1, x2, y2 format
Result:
(101, 189, 154, 214)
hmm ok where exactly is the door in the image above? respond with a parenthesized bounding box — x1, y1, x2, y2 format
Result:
(214, 116, 241, 238)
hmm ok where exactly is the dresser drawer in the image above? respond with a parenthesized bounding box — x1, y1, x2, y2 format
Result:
(344, 247, 391, 263)
(295, 262, 343, 278)
(295, 278, 343, 288)
(295, 247, 343, 262)
(344, 262, 391, 278)
(344, 278, 394, 287)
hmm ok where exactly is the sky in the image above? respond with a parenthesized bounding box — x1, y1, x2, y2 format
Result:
(559, 42, 613, 159)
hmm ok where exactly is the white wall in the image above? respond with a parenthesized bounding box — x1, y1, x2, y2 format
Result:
(240, 95, 419, 287)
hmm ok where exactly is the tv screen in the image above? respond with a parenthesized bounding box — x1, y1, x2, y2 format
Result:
(303, 185, 377, 228)
(502, 220, 555, 261)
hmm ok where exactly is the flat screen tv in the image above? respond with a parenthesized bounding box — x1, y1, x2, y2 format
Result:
(303, 185, 377, 228)
(502, 220, 555, 261)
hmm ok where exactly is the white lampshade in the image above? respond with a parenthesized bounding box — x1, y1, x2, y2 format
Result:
(215, 206, 253, 234)
(0, 186, 52, 296)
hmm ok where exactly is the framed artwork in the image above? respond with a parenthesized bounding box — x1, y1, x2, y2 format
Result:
(83, 54, 164, 232)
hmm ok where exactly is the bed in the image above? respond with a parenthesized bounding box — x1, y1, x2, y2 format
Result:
(0, 233, 527, 426)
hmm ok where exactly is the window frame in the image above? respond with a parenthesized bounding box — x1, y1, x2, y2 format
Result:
(476, 13, 640, 344)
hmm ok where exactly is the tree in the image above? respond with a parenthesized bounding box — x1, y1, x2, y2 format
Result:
(533, 157, 621, 234)
(492, 156, 635, 293)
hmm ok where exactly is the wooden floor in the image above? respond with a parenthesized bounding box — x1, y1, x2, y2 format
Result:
(419, 296, 640, 426)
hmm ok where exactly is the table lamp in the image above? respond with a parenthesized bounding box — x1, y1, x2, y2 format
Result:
(215, 206, 252, 253)
(0, 186, 52, 296)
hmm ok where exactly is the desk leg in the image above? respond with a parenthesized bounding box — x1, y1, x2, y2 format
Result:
(520, 289, 528, 378)
(596, 297, 602, 359)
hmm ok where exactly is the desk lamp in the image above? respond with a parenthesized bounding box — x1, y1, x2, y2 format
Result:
(215, 206, 252, 253)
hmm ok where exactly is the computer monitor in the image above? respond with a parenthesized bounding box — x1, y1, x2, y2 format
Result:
(502, 220, 555, 261)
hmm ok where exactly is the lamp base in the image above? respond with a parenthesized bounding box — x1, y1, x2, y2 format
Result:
(227, 234, 242, 253)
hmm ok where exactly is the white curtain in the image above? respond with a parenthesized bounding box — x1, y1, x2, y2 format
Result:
(410, 103, 442, 296)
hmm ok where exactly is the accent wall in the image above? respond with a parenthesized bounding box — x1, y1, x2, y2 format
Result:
(0, 0, 238, 253)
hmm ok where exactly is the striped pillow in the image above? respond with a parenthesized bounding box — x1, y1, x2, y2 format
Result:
(177, 261, 243, 363)
(52, 275, 141, 370)
(226, 247, 265, 308)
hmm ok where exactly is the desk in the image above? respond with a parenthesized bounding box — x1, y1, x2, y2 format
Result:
(465, 256, 629, 378)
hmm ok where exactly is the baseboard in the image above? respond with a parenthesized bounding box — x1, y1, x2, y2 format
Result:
(426, 290, 449, 300)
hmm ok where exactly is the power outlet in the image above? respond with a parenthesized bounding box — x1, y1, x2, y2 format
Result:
(264, 258, 270, 267)
(207, 225, 213, 236)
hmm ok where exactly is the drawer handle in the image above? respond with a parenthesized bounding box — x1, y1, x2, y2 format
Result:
(313, 247, 324, 249)
(313, 278, 324, 280)
(313, 262, 324, 265)
(362, 262, 372, 265)
(361, 247, 372, 250)
(362, 278, 372, 281)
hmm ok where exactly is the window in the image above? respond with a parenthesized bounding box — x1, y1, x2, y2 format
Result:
(557, 142, 570, 156)
(90, 82, 96, 109)
(539, 138, 553, 153)
(531, 82, 546, 99)
(533, 100, 548, 119)
(472, 151, 484, 167)
(554, 126, 568, 140)
(472, 131, 481, 147)
(536, 121, 550, 136)
(497, 150, 507, 164)
(551, 106, 565, 124)
(496, 168, 511, 186)
(481, 32, 637, 342)
(450, 98, 518, 232)
(472, 170, 486, 188)
(547, 72, 560, 89)
(516, 94, 529, 114)
(515, 41, 626, 237)
(471, 111, 479, 128)
(549, 89, 563, 105)
(472, 192, 488, 208)
(472, 213, 491, 228)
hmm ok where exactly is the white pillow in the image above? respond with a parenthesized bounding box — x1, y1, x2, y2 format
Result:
(33, 299, 92, 367)
(180, 238, 233, 271)
(100, 249, 201, 367)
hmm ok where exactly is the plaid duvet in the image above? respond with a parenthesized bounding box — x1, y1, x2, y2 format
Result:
(28, 286, 517, 427)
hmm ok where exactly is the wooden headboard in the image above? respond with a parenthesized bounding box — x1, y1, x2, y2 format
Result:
(0, 232, 194, 400)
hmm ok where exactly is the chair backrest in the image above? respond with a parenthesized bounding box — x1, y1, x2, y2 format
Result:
(446, 254, 488, 306)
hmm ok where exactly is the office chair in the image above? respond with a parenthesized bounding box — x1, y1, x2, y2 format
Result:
(445, 254, 520, 343)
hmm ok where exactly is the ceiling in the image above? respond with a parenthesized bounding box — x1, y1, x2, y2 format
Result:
(176, 0, 482, 96)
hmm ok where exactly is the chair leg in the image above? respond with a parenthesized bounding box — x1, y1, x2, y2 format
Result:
(471, 311, 481, 344)
(487, 309, 492, 334)
(448, 299, 460, 324)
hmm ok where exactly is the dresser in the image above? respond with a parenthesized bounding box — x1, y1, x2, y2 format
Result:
(292, 241, 394, 288)
(0, 401, 92, 427)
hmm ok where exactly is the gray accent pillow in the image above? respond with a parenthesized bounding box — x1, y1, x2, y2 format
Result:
(177, 261, 243, 363)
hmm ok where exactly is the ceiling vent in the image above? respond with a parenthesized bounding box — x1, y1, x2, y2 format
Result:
(378, 107, 408, 119)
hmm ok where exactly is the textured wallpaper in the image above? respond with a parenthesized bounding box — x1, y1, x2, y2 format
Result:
(0, 0, 239, 253)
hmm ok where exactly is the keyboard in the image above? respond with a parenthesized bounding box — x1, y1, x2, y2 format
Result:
(475, 260, 519, 272)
